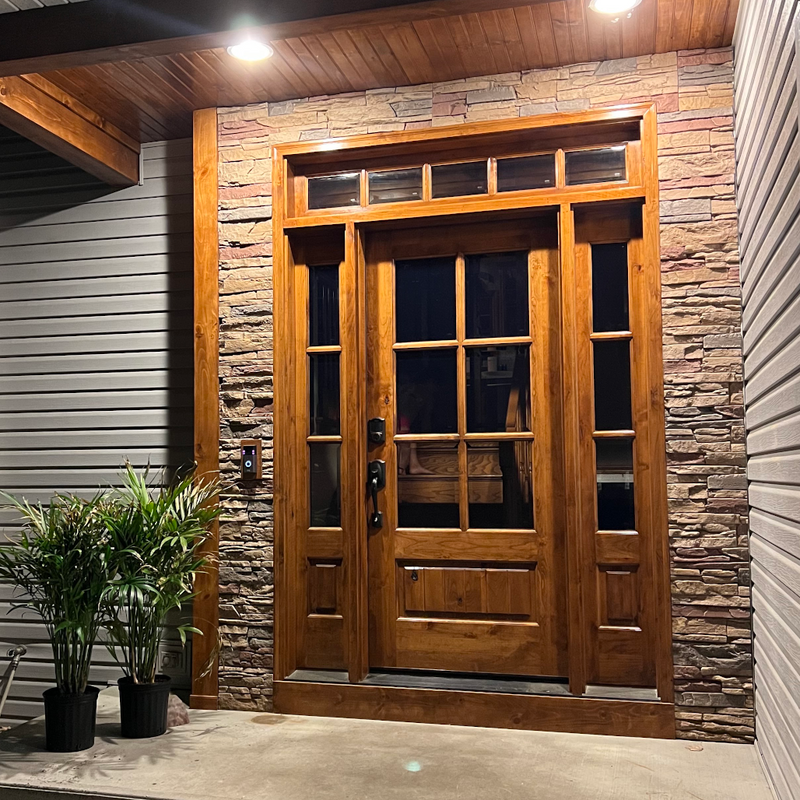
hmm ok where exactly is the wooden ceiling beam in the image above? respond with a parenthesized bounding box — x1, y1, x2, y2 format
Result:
(0, 74, 140, 186)
(0, 0, 551, 77)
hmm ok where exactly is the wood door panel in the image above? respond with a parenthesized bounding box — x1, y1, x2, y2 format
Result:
(394, 619, 545, 675)
(401, 564, 536, 618)
(595, 627, 652, 687)
(394, 530, 540, 561)
(303, 614, 346, 670)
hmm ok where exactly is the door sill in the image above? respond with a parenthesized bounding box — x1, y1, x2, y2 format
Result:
(274, 679, 675, 739)
(285, 668, 658, 702)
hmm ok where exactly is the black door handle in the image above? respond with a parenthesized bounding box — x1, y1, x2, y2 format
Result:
(368, 460, 385, 529)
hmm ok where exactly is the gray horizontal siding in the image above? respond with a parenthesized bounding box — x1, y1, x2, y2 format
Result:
(734, 1, 800, 798)
(0, 128, 194, 727)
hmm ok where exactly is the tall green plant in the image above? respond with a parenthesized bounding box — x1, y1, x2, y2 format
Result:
(0, 493, 111, 696)
(101, 463, 221, 684)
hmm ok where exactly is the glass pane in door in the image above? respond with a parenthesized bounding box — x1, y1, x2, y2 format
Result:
(396, 349, 458, 434)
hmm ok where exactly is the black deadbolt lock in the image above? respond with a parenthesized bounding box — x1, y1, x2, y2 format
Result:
(368, 417, 386, 444)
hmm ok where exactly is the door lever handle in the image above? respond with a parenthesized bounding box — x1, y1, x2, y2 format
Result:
(368, 460, 385, 529)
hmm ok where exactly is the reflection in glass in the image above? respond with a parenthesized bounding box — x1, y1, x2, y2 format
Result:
(497, 154, 556, 192)
(468, 441, 533, 529)
(307, 172, 360, 209)
(596, 439, 635, 530)
(396, 258, 456, 343)
(466, 345, 530, 433)
(593, 340, 632, 431)
(431, 161, 488, 198)
(465, 251, 529, 339)
(565, 146, 627, 185)
(368, 167, 423, 204)
(592, 243, 629, 333)
(309, 442, 341, 526)
(309, 353, 340, 435)
(397, 442, 459, 528)
(396, 349, 458, 434)
(309, 264, 339, 346)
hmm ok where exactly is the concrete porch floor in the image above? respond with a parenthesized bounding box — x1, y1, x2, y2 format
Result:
(0, 692, 772, 800)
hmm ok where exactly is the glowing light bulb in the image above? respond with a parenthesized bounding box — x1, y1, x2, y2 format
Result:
(227, 39, 274, 61)
(588, 0, 643, 14)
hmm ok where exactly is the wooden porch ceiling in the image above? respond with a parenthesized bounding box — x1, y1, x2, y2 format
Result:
(0, 0, 738, 148)
(33, 0, 738, 142)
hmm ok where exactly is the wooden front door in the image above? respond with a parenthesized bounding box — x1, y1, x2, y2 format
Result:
(365, 217, 568, 677)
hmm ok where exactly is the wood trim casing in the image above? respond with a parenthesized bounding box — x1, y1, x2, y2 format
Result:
(191, 107, 220, 710)
(0, 74, 139, 186)
(274, 681, 675, 739)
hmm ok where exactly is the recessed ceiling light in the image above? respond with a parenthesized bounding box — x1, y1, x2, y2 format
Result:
(227, 39, 274, 62)
(588, 0, 643, 14)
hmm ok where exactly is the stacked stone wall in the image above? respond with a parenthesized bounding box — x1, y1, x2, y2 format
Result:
(215, 46, 752, 741)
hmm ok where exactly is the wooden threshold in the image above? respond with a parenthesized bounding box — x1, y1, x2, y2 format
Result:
(274, 680, 676, 739)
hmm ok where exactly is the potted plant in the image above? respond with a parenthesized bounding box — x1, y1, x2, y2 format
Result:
(101, 463, 220, 739)
(0, 493, 111, 752)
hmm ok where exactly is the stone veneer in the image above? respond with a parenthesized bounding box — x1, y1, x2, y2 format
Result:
(215, 46, 752, 742)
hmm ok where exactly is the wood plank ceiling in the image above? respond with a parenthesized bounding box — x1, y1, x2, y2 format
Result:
(0, 0, 89, 13)
(36, 0, 738, 142)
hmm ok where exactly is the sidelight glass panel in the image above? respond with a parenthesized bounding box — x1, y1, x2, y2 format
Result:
(431, 161, 488, 198)
(593, 340, 632, 431)
(307, 172, 360, 209)
(397, 442, 460, 528)
(368, 167, 423, 204)
(596, 439, 635, 530)
(395, 257, 457, 343)
(309, 442, 341, 526)
(565, 146, 626, 186)
(466, 345, 530, 433)
(497, 154, 556, 192)
(468, 440, 534, 529)
(396, 349, 458, 434)
(309, 264, 339, 346)
(591, 243, 629, 333)
(309, 353, 340, 435)
(465, 251, 529, 339)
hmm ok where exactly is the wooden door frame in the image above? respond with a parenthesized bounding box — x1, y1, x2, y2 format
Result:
(267, 104, 674, 737)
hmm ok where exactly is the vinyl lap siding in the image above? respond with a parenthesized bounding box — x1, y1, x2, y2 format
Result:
(734, 1, 800, 797)
(0, 129, 194, 726)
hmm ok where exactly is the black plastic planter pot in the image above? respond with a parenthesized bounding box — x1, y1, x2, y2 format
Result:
(118, 675, 172, 738)
(43, 685, 99, 753)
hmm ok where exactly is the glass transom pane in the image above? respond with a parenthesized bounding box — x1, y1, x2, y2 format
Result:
(431, 161, 488, 198)
(369, 167, 423, 204)
(565, 147, 626, 186)
(308, 172, 360, 209)
(497, 154, 556, 192)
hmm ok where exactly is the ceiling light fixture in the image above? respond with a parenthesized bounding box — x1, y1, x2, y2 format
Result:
(227, 39, 274, 61)
(588, 0, 642, 15)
